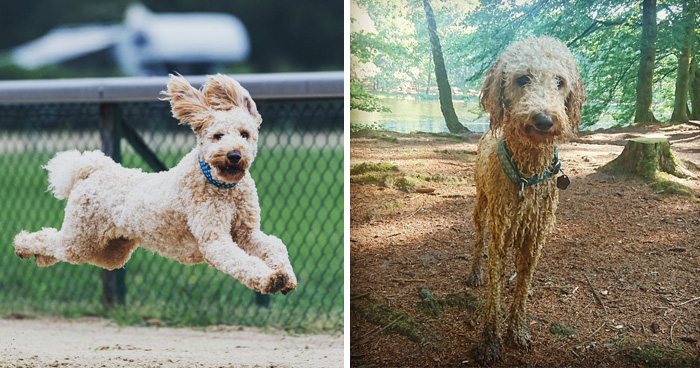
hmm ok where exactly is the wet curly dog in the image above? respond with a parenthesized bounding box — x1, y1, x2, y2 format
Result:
(467, 36, 585, 362)
(13, 74, 297, 295)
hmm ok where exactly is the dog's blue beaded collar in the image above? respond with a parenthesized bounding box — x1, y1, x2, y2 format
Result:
(199, 155, 238, 189)
(497, 139, 560, 192)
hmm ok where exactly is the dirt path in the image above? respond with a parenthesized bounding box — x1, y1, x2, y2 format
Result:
(350, 125, 700, 367)
(0, 317, 343, 368)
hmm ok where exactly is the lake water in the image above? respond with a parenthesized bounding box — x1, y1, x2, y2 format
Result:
(350, 97, 614, 133)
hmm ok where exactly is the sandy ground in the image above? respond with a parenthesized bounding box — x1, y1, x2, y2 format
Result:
(350, 124, 700, 367)
(0, 317, 343, 368)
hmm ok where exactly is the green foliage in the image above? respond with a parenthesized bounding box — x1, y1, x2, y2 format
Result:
(350, 81, 391, 112)
(352, 0, 699, 129)
(350, 122, 386, 133)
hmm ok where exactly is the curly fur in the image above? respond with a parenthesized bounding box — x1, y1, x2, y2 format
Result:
(468, 36, 585, 363)
(13, 74, 297, 295)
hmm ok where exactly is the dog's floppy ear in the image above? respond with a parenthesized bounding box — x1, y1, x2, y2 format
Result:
(161, 74, 211, 132)
(480, 60, 507, 132)
(204, 74, 263, 128)
(565, 70, 586, 134)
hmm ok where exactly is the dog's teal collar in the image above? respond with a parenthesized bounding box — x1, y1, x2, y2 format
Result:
(497, 139, 560, 194)
(199, 156, 237, 189)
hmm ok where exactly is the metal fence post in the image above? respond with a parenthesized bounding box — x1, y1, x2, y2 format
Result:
(99, 103, 126, 306)
(255, 292, 270, 307)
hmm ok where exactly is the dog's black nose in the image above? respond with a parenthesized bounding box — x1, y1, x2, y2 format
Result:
(227, 151, 242, 164)
(532, 113, 553, 131)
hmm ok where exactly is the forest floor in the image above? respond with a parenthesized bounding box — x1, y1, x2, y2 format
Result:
(350, 124, 700, 367)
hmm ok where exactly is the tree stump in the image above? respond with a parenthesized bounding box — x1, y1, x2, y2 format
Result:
(600, 138, 691, 180)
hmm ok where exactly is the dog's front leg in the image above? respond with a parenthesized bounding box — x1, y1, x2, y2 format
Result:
(239, 231, 297, 294)
(189, 217, 289, 294)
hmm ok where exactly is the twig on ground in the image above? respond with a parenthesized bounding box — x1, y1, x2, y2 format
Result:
(670, 317, 679, 344)
(406, 205, 424, 218)
(674, 296, 700, 307)
(585, 322, 606, 339)
(392, 278, 427, 283)
(352, 315, 403, 347)
(584, 275, 608, 314)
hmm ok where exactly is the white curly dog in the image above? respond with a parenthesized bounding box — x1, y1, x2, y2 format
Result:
(13, 74, 297, 295)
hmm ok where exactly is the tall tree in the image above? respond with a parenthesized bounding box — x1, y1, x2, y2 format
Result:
(422, 0, 468, 133)
(689, 56, 700, 120)
(634, 0, 659, 124)
(670, 0, 695, 123)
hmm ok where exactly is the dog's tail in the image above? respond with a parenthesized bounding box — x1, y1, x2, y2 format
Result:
(45, 150, 117, 199)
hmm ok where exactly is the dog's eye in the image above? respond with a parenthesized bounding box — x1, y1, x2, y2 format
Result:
(556, 77, 565, 89)
(241, 131, 249, 139)
(516, 75, 531, 87)
(212, 133, 224, 141)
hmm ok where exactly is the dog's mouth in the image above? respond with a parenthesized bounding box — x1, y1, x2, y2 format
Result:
(215, 164, 247, 183)
(524, 125, 560, 141)
(217, 164, 245, 176)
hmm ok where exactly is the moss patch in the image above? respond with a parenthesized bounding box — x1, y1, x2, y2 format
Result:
(444, 291, 484, 314)
(549, 322, 576, 337)
(352, 295, 434, 344)
(433, 149, 477, 160)
(649, 173, 697, 197)
(350, 161, 400, 176)
(377, 135, 399, 144)
(416, 289, 485, 316)
(350, 161, 430, 193)
(623, 344, 699, 367)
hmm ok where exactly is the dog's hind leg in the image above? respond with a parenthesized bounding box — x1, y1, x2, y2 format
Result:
(89, 237, 138, 270)
(467, 190, 488, 287)
(13, 228, 61, 267)
(506, 235, 543, 349)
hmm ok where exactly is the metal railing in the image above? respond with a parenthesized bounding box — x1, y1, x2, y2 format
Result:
(0, 72, 343, 331)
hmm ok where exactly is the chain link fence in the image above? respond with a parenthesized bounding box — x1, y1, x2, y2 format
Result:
(0, 73, 343, 331)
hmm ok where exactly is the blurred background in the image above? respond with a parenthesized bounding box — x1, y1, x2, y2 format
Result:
(0, 0, 343, 78)
(0, 1, 343, 333)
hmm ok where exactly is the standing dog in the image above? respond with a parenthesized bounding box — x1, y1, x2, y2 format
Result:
(14, 74, 297, 295)
(468, 36, 585, 362)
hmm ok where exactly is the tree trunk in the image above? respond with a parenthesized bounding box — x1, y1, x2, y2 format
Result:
(634, 0, 659, 124)
(670, 1, 695, 123)
(426, 60, 432, 95)
(600, 138, 691, 179)
(689, 56, 700, 120)
(422, 0, 468, 133)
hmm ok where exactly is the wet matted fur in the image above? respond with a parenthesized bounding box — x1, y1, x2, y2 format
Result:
(13, 74, 297, 295)
(467, 36, 585, 363)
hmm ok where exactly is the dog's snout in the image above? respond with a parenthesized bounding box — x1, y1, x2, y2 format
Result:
(226, 151, 242, 164)
(532, 113, 553, 131)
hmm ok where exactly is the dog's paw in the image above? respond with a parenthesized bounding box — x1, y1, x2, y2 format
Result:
(261, 271, 289, 294)
(466, 270, 484, 288)
(14, 250, 32, 260)
(475, 336, 503, 364)
(280, 277, 297, 295)
(506, 326, 532, 350)
(13, 231, 31, 259)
